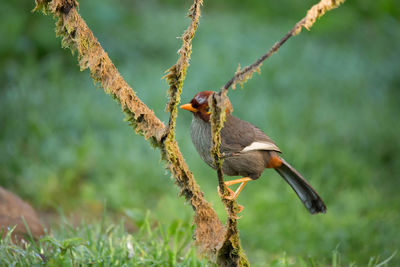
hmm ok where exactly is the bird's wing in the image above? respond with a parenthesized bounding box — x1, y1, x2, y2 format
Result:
(220, 114, 281, 153)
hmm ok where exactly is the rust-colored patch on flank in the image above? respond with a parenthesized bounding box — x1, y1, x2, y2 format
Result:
(267, 155, 283, 168)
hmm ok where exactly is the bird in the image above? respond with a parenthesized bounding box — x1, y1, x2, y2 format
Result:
(180, 90, 326, 214)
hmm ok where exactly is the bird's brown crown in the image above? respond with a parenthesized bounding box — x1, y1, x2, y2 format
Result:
(183, 91, 233, 122)
(190, 91, 214, 109)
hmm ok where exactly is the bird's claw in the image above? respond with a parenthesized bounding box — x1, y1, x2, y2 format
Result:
(217, 186, 235, 199)
(217, 186, 245, 214)
(224, 194, 235, 201)
(236, 204, 244, 214)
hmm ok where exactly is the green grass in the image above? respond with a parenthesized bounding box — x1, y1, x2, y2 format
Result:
(0, 215, 396, 266)
(0, 213, 207, 266)
(1, 0, 400, 266)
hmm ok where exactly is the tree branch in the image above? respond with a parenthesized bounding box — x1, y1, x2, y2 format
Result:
(164, 0, 203, 136)
(161, 0, 227, 256)
(33, 0, 224, 257)
(209, 92, 249, 267)
(209, 0, 346, 266)
(222, 0, 346, 92)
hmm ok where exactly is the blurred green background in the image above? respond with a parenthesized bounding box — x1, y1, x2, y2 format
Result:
(1, 0, 399, 265)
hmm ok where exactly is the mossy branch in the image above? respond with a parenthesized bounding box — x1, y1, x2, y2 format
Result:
(33, 0, 224, 258)
(222, 0, 346, 91)
(209, 1, 346, 266)
(163, 0, 203, 137)
(209, 92, 250, 267)
(160, 0, 226, 256)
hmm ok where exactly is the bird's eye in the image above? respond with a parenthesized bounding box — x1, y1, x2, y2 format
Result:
(205, 107, 211, 114)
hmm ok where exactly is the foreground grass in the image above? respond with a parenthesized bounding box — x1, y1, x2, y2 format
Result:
(0, 215, 396, 266)
(1, 214, 207, 266)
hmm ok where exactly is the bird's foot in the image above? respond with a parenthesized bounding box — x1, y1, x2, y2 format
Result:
(217, 186, 245, 214)
(236, 204, 244, 214)
(224, 193, 236, 201)
(217, 185, 235, 199)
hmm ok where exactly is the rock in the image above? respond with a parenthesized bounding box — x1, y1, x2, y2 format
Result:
(0, 186, 44, 242)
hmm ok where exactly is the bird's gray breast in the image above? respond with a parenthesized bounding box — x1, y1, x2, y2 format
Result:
(190, 116, 215, 169)
(190, 115, 267, 179)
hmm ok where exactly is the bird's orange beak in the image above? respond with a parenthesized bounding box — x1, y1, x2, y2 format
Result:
(180, 103, 198, 113)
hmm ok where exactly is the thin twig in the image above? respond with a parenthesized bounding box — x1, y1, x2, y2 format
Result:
(222, 0, 346, 91)
(222, 24, 298, 92)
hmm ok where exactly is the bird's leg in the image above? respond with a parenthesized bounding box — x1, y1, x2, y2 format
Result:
(218, 185, 235, 198)
(224, 180, 250, 200)
(218, 177, 252, 200)
(224, 177, 252, 187)
(217, 177, 252, 214)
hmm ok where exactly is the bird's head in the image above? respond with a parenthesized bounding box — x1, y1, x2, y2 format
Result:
(180, 91, 233, 122)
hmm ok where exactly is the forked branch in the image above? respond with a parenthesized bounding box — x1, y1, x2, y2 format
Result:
(210, 0, 346, 266)
(33, 0, 224, 257)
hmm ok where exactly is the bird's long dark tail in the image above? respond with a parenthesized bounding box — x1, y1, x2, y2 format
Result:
(275, 157, 326, 214)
